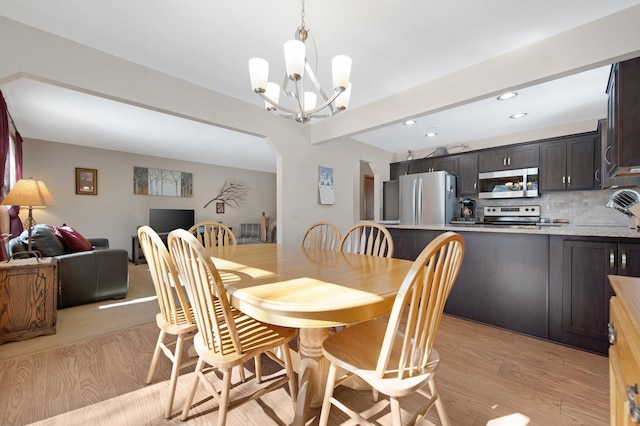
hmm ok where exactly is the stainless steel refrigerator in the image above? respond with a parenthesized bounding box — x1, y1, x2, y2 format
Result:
(399, 171, 457, 225)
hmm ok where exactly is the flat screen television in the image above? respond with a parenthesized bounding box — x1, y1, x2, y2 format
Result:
(149, 208, 195, 234)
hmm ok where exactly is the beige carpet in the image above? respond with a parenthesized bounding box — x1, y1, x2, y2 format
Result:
(0, 263, 159, 361)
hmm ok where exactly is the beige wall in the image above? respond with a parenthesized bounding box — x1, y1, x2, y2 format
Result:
(20, 139, 276, 253)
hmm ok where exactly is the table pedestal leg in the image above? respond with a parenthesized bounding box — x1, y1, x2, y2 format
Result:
(292, 327, 330, 426)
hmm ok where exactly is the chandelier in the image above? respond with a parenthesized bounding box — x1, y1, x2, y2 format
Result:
(248, 0, 352, 123)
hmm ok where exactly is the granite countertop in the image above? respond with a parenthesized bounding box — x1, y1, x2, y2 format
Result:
(383, 223, 640, 238)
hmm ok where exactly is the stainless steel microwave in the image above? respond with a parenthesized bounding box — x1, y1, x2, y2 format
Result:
(478, 167, 539, 199)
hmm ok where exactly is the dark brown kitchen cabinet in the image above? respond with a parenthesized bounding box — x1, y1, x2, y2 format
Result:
(606, 57, 640, 177)
(457, 153, 478, 194)
(407, 156, 459, 175)
(478, 143, 539, 172)
(387, 228, 437, 261)
(389, 161, 408, 180)
(444, 231, 549, 339)
(549, 236, 640, 355)
(539, 133, 596, 191)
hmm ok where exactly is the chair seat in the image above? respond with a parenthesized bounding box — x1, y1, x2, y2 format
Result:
(193, 308, 297, 370)
(322, 319, 440, 398)
(155, 308, 198, 335)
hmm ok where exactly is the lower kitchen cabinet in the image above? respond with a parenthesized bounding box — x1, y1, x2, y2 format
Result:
(387, 228, 436, 260)
(549, 236, 640, 355)
(444, 231, 549, 339)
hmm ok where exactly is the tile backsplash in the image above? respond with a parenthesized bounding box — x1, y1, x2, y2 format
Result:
(473, 188, 633, 227)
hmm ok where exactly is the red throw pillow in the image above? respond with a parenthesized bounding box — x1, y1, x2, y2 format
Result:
(54, 224, 94, 252)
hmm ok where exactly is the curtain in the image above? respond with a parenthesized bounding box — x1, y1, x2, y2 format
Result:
(0, 91, 10, 259)
(0, 92, 24, 260)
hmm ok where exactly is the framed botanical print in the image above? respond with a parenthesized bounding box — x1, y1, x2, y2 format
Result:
(76, 168, 97, 195)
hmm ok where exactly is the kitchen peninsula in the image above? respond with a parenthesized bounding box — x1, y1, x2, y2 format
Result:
(383, 222, 640, 355)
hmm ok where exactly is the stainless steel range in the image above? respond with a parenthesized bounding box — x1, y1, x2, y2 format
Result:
(482, 205, 540, 227)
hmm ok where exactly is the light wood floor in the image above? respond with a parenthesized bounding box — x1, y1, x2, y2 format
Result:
(0, 314, 608, 426)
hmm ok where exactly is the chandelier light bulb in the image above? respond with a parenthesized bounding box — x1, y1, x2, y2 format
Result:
(264, 82, 280, 110)
(303, 91, 317, 110)
(332, 55, 352, 91)
(284, 40, 305, 80)
(249, 58, 269, 92)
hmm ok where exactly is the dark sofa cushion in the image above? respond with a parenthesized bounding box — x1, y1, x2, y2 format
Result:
(54, 225, 93, 252)
(19, 224, 65, 256)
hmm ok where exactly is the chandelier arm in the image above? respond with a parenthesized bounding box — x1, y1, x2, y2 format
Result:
(303, 87, 344, 115)
(255, 91, 301, 116)
(304, 62, 331, 102)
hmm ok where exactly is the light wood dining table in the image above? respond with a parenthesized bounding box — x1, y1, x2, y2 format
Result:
(205, 243, 414, 425)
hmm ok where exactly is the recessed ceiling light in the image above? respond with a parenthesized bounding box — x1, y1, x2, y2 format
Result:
(497, 92, 518, 100)
(403, 119, 417, 125)
(425, 132, 438, 138)
(509, 112, 527, 119)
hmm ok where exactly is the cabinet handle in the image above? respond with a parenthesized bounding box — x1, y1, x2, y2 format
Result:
(503, 158, 507, 167)
(507, 157, 511, 166)
(622, 250, 628, 270)
(608, 322, 617, 345)
(605, 146, 613, 165)
(610, 250, 616, 269)
(595, 169, 600, 183)
(627, 384, 640, 423)
(567, 175, 571, 186)
(562, 176, 565, 185)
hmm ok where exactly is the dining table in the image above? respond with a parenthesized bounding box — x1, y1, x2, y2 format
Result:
(205, 243, 414, 425)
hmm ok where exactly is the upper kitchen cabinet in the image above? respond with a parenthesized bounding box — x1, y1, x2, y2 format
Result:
(606, 57, 640, 177)
(407, 155, 459, 175)
(389, 161, 409, 180)
(478, 144, 539, 172)
(540, 133, 597, 191)
(389, 154, 460, 179)
(457, 153, 478, 195)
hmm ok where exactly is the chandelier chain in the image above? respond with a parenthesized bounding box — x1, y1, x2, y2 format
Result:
(300, 0, 306, 28)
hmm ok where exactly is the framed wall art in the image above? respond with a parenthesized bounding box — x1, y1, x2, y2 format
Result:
(133, 166, 193, 197)
(216, 202, 225, 214)
(76, 168, 97, 195)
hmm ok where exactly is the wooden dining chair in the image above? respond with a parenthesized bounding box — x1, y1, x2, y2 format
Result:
(137, 226, 198, 419)
(301, 221, 341, 250)
(167, 229, 298, 426)
(188, 221, 236, 247)
(319, 231, 465, 426)
(340, 221, 394, 258)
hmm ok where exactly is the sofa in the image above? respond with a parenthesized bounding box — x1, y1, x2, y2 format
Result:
(8, 224, 129, 309)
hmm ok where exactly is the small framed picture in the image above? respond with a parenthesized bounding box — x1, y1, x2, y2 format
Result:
(76, 168, 97, 195)
(216, 202, 225, 214)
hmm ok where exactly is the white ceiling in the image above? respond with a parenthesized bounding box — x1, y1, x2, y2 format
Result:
(1, 0, 639, 172)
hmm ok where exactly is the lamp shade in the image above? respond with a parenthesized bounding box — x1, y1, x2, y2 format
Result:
(1, 178, 55, 207)
(249, 57, 269, 92)
(284, 39, 305, 80)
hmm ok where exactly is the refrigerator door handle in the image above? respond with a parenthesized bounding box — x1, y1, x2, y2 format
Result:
(417, 177, 423, 225)
(411, 178, 417, 225)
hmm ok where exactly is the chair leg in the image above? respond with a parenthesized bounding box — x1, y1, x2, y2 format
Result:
(389, 396, 402, 426)
(146, 329, 166, 384)
(180, 357, 205, 421)
(216, 369, 233, 426)
(281, 343, 298, 404)
(164, 332, 186, 418)
(254, 355, 262, 383)
(429, 378, 451, 426)
(319, 362, 339, 426)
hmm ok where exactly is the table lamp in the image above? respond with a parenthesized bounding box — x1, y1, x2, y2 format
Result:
(1, 178, 56, 258)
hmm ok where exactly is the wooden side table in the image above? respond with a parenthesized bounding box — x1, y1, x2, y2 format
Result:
(0, 257, 58, 344)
